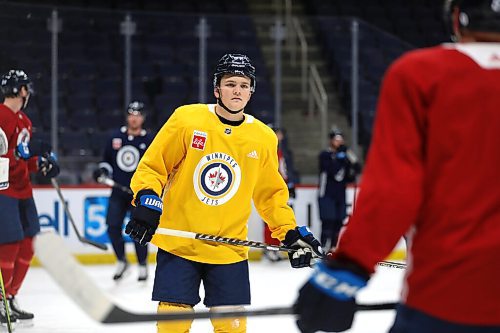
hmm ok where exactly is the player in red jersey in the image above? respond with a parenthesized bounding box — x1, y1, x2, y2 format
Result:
(294, 1, 500, 332)
(0, 70, 59, 326)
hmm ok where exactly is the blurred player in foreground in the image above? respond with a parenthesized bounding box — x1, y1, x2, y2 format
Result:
(0, 70, 59, 326)
(125, 53, 322, 332)
(93, 101, 154, 281)
(294, 1, 500, 332)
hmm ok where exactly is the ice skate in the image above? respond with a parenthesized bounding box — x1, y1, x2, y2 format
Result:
(112, 260, 129, 280)
(0, 298, 18, 330)
(138, 264, 148, 282)
(8, 296, 32, 327)
(263, 250, 284, 262)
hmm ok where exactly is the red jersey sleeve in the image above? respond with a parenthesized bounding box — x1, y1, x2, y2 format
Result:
(335, 55, 427, 273)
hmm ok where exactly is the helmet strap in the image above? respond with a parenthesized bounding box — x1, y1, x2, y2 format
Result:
(21, 94, 30, 110)
(216, 88, 244, 114)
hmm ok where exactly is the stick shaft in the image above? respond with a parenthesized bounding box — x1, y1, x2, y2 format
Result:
(98, 176, 133, 195)
(104, 302, 397, 323)
(156, 228, 407, 270)
(156, 228, 293, 252)
(51, 178, 108, 251)
(0, 269, 13, 332)
(377, 260, 406, 269)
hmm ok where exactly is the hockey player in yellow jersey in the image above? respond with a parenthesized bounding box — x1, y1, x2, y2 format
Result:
(125, 53, 322, 333)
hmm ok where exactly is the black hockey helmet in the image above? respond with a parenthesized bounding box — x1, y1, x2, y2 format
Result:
(127, 100, 145, 116)
(329, 129, 344, 139)
(444, 0, 500, 39)
(213, 53, 256, 93)
(0, 69, 34, 98)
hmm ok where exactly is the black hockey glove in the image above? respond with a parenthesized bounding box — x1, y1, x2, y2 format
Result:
(335, 145, 347, 160)
(294, 257, 370, 333)
(283, 226, 323, 268)
(38, 153, 60, 178)
(92, 167, 110, 183)
(125, 190, 162, 246)
(288, 184, 296, 199)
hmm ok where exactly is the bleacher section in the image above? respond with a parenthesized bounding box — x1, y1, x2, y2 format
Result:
(0, 1, 272, 163)
(303, 0, 449, 151)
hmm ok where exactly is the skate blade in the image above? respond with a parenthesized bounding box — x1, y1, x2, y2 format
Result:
(15, 319, 34, 328)
(0, 320, 17, 331)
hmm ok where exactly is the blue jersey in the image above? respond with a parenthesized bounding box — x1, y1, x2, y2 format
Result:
(319, 149, 345, 201)
(99, 126, 154, 188)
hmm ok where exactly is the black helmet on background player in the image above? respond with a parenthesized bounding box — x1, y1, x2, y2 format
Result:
(1, 69, 34, 110)
(127, 101, 145, 116)
(444, 0, 500, 40)
(329, 129, 344, 140)
(1, 69, 34, 98)
(213, 53, 256, 93)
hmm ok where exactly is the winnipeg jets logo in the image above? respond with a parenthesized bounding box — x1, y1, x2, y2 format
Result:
(208, 165, 226, 190)
(193, 152, 241, 206)
(16, 128, 30, 146)
(116, 145, 140, 172)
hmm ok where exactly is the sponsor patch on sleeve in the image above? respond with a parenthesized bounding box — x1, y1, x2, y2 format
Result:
(191, 130, 207, 150)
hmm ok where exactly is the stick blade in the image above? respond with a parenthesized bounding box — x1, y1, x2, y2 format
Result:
(34, 231, 115, 322)
(81, 237, 108, 251)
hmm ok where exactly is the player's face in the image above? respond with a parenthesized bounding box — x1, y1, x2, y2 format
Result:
(127, 113, 144, 130)
(331, 135, 344, 148)
(215, 75, 252, 111)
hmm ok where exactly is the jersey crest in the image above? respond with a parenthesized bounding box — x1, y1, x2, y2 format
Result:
(16, 128, 30, 146)
(193, 152, 241, 206)
(116, 145, 140, 172)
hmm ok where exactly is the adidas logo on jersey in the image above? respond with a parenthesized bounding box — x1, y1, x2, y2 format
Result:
(247, 150, 259, 159)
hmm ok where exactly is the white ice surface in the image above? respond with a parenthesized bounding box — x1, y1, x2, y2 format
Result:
(8, 259, 403, 332)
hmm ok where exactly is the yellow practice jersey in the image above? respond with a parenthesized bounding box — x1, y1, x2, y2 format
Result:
(131, 104, 297, 264)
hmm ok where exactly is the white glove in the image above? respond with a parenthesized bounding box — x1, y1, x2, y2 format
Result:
(0, 157, 9, 190)
(0, 127, 8, 156)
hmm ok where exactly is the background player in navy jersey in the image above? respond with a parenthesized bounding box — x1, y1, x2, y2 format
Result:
(317, 130, 360, 250)
(93, 101, 154, 281)
(294, 1, 500, 332)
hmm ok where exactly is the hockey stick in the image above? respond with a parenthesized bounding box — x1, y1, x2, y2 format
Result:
(97, 176, 133, 195)
(0, 269, 13, 333)
(376, 260, 406, 270)
(34, 231, 396, 324)
(50, 178, 108, 251)
(156, 228, 407, 270)
(156, 227, 295, 253)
